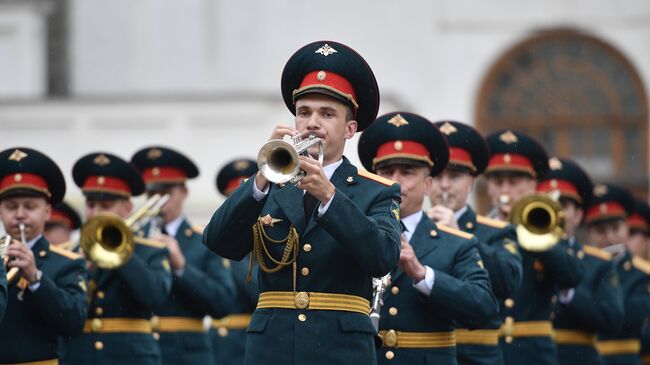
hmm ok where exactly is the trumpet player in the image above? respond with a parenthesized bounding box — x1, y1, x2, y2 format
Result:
(585, 184, 650, 365)
(427, 121, 522, 365)
(358, 112, 497, 365)
(203, 40, 402, 365)
(484, 130, 584, 365)
(0, 147, 88, 364)
(537, 158, 623, 365)
(63, 152, 172, 365)
(210, 158, 260, 365)
(130, 146, 235, 365)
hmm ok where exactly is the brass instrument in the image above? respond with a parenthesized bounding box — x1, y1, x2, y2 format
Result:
(257, 134, 323, 184)
(1, 223, 26, 282)
(370, 274, 391, 333)
(509, 193, 564, 252)
(80, 194, 169, 269)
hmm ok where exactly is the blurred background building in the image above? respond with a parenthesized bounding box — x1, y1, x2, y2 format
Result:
(1, 0, 648, 223)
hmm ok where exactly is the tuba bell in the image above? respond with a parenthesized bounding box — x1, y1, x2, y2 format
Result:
(509, 192, 564, 252)
(257, 134, 323, 185)
(80, 194, 169, 269)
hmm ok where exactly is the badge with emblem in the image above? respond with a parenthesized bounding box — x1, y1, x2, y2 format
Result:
(499, 130, 518, 144)
(438, 122, 457, 135)
(147, 148, 162, 160)
(8, 149, 28, 162)
(259, 214, 282, 227)
(315, 43, 337, 56)
(93, 154, 111, 166)
(549, 157, 563, 170)
(390, 200, 400, 221)
(387, 114, 409, 127)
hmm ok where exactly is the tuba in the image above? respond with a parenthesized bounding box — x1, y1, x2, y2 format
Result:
(257, 134, 323, 185)
(80, 194, 169, 269)
(509, 192, 564, 252)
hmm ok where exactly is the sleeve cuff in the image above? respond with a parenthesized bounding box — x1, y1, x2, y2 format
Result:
(252, 176, 269, 201)
(559, 288, 575, 304)
(413, 266, 435, 296)
(317, 192, 336, 218)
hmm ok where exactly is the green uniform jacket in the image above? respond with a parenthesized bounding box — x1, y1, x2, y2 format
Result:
(553, 241, 623, 365)
(377, 213, 497, 365)
(210, 256, 259, 365)
(456, 207, 522, 365)
(203, 157, 402, 365)
(0, 263, 6, 322)
(0, 236, 88, 363)
(62, 237, 172, 365)
(499, 236, 584, 365)
(155, 219, 235, 365)
(600, 251, 650, 365)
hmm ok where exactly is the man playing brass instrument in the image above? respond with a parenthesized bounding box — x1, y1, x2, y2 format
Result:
(63, 152, 172, 365)
(0, 147, 88, 364)
(203, 40, 402, 365)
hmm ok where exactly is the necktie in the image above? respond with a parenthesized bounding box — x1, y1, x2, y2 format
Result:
(303, 192, 319, 218)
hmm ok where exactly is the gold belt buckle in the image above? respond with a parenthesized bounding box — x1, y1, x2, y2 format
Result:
(91, 318, 103, 332)
(150, 316, 161, 331)
(383, 329, 398, 347)
(295, 292, 309, 309)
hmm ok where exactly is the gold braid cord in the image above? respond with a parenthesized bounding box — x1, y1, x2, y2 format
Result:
(248, 218, 300, 291)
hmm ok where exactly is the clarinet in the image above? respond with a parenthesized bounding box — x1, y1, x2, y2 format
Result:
(369, 274, 391, 333)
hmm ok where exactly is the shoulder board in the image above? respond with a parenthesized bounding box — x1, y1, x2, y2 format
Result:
(357, 170, 395, 186)
(134, 236, 167, 249)
(632, 256, 650, 275)
(49, 244, 82, 260)
(476, 215, 508, 229)
(192, 225, 204, 234)
(437, 224, 475, 240)
(582, 245, 612, 261)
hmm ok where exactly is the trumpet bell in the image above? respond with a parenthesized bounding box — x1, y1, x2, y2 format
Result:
(80, 212, 135, 269)
(510, 193, 565, 252)
(257, 139, 301, 184)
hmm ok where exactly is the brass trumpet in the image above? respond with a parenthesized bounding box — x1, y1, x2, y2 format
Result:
(80, 194, 169, 269)
(509, 193, 564, 252)
(257, 134, 323, 184)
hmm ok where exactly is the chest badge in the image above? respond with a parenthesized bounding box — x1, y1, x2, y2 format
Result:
(260, 214, 283, 227)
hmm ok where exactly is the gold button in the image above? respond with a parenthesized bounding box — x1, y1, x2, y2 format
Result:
(466, 222, 474, 230)
(94, 341, 104, 350)
(303, 244, 312, 252)
(218, 327, 228, 337)
(153, 332, 160, 341)
(391, 286, 399, 295)
(39, 250, 47, 257)
(294, 291, 309, 309)
(91, 318, 103, 332)
(95, 307, 103, 316)
(298, 314, 307, 322)
(150, 316, 160, 330)
(389, 307, 398, 316)
(385, 350, 395, 360)
(383, 329, 398, 347)
(430, 230, 438, 237)
(577, 250, 585, 259)
(96, 291, 105, 299)
(301, 267, 310, 276)
(185, 228, 193, 237)
(505, 336, 513, 344)
(504, 298, 514, 308)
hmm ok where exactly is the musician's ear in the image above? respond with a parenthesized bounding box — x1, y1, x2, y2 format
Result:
(345, 119, 358, 139)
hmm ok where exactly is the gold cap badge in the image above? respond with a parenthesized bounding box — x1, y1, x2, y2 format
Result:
(93, 154, 111, 166)
(315, 44, 337, 56)
(234, 160, 250, 171)
(439, 122, 457, 135)
(387, 114, 409, 127)
(499, 130, 518, 144)
(594, 184, 608, 197)
(8, 149, 28, 162)
(549, 157, 562, 170)
(147, 148, 162, 160)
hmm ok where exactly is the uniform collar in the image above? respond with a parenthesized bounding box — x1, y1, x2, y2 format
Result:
(26, 234, 43, 250)
(165, 215, 184, 238)
(454, 205, 468, 224)
(402, 211, 424, 243)
(323, 159, 343, 181)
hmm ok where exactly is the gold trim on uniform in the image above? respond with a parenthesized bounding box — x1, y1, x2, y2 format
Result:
(597, 339, 641, 356)
(83, 318, 151, 334)
(378, 330, 456, 348)
(454, 329, 500, 345)
(256, 291, 370, 315)
(499, 320, 553, 338)
(212, 314, 252, 330)
(554, 329, 597, 346)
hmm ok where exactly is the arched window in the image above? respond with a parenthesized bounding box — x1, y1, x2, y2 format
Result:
(475, 29, 648, 211)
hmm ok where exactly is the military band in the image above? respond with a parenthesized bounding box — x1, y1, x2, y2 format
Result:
(1, 39, 650, 365)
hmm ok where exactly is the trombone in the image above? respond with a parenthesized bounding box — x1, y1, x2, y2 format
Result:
(257, 134, 323, 185)
(80, 194, 169, 269)
(509, 192, 564, 252)
(1, 223, 26, 282)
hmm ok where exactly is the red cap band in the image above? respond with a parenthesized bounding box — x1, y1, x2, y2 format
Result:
(585, 202, 626, 223)
(83, 175, 131, 197)
(537, 179, 582, 203)
(448, 147, 476, 172)
(627, 214, 649, 231)
(49, 210, 73, 230)
(294, 70, 358, 109)
(142, 167, 187, 184)
(0, 173, 51, 198)
(225, 177, 245, 195)
(373, 140, 433, 168)
(486, 153, 536, 177)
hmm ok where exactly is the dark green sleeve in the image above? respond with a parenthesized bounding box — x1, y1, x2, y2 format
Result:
(316, 184, 402, 277)
(624, 274, 650, 336)
(174, 247, 236, 318)
(29, 258, 88, 336)
(203, 178, 266, 260)
(117, 247, 172, 311)
(0, 264, 7, 322)
(533, 239, 584, 288)
(428, 238, 498, 328)
(478, 226, 522, 299)
(564, 260, 624, 334)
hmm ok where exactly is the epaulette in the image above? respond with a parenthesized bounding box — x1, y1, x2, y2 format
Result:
(58, 240, 77, 251)
(582, 245, 612, 261)
(437, 224, 475, 240)
(49, 244, 82, 260)
(357, 170, 395, 186)
(632, 256, 650, 275)
(134, 236, 167, 249)
(476, 215, 508, 229)
(192, 225, 205, 234)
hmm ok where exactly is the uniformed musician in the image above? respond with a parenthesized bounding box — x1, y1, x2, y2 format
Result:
(484, 130, 584, 365)
(130, 146, 235, 365)
(0, 147, 88, 364)
(63, 152, 172, 365)
(210, 158, 260, 365)
(627, 199, 650, 365)
(44, 202, 81, 246)
(358, 112, 498, 364)
(586, 184, 650, 365)
(203, 40, 403, 365)
(538, 157, 623, 365)
(428, 120, 523, 365)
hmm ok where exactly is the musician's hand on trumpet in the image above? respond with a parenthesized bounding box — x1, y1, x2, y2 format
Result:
(399, 235, 426, 281)
(295, 155, 335, 203)
(5, 238, 39, 284)
(426, 191, 459, 229)
(151, 233, 185, 272)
